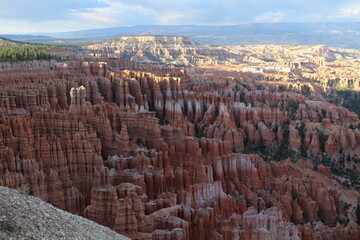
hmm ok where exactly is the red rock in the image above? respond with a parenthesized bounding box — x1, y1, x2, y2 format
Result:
(289, 127, 302, 151)
(317, 165, 331, 177)
(257, 121, 275, 145)
(69, 86, 91, 117)
(0, 58, 359, 240)
(325, 134, 337, 154)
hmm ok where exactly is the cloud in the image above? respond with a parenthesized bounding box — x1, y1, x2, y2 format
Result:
(325, 2, 360, 20)
(0, 0, 107, 21)
(254, 11, 286, 23)
(335, 5, 360, 18)
(337, 8, 360, 17)
(1, 0, 360, 33)
(158, 11, 193, 25)
(69, 1, 206, 27)
(70, 1, 155, 25)
(157, 10, 204, 25)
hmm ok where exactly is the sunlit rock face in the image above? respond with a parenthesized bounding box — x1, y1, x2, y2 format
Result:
(0, 53, 359, 240)
(85, 35, 242, 66)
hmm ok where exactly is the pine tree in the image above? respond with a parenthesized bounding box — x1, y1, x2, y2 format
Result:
(0, 44, 52, 62)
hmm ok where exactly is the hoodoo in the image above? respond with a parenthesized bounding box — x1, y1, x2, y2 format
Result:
(0, 33, 360, 240)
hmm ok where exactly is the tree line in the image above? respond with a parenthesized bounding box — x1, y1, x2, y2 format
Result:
(0, 44, 53, 62)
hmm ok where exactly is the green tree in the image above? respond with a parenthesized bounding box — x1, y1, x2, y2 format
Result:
(0, 44, 52, 62)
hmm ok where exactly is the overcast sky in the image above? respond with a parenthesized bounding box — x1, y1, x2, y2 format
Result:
(0, 0, 360, 34)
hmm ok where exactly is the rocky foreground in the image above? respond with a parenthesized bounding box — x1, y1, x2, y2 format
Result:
(0, 186, 129, 240)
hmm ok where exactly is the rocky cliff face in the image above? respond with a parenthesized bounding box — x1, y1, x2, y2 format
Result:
(86, 36, 242, 66)
(0, 57, 359, 240)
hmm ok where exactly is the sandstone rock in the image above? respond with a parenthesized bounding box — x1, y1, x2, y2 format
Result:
(0, 57, 359, 240)
(317, 165, 331, 177)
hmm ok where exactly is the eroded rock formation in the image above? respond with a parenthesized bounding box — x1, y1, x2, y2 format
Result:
(0, 57, 358, 240)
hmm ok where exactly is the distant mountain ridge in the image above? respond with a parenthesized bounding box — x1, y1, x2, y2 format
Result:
(2, 23, 360, 48)
(1, 34, 54, 41)
(0, 37, 16, 44)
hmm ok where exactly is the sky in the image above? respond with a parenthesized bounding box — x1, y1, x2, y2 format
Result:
(0, 0, 360, 34)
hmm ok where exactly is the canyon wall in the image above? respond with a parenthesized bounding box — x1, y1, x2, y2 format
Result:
(0, 59, 358, 239)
